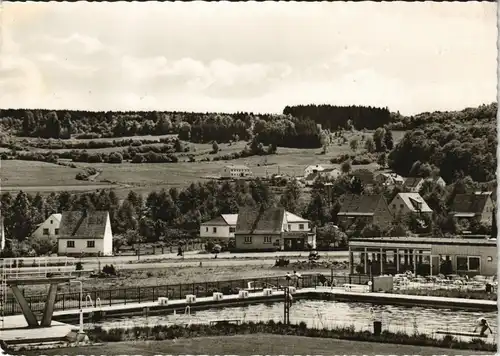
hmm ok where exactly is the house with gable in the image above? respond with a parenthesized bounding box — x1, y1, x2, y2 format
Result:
(404, 176, 447, 193)
(389, 192, 433, 218)
(200, 214, 238, 240)
(375, 173, 405, 187)
(234, 206, 316, 252)
(450, 193, 495, 226)
(337, 194, 393, 230)
(57, 210, 113, 257)
(304, 164, 325, 177)
(31, 213, 62, 240)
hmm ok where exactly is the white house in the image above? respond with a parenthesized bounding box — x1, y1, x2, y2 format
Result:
(375, 173, 405, 187)
(57, 210, 113, 256)
(389, 193, 433, 217)
(200, 214, 238, 240)
(201, 210, 315, 248)
(31, 213, 62, 239)
(221, 165, 253, 179)
(284, 211, 310, 232)
(320, 168, 341, 181)
(304, 164, 325, 177)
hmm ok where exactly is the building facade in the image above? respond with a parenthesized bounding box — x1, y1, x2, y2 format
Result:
(389, 193, 433, 218)
(57, 210, 113, 256)
(31, 213, 62, 239)
(348, 236, 497, 276)
(199, 214, 238, 240)
(337, 194, 393, 230)
(450, 193, 495, 225)
(221, 165, 253, 179)
(234, 207, 316, 252)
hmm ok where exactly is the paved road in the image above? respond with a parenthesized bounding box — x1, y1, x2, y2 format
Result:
(80, 250, 348, 264)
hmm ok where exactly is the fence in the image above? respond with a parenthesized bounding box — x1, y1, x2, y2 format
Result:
(2, 273, 371, 316)
(117, 242, 205, 257)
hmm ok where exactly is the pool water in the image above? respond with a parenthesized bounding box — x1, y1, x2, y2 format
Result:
(92, 300, 497, 341)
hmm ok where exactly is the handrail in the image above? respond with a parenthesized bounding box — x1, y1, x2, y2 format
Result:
(85, 294, 94, 308)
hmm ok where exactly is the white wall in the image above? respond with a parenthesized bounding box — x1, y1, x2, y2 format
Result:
(287, 222, 309, 232)
(32, 215, 61, 239)
(200, 225, 234, 239)
(58, 238, 104, 255)
(103, 213, 113, 256)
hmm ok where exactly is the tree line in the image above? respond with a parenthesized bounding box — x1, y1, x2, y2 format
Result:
(388, 123, 496, 183)
(0, 171, 494, 257)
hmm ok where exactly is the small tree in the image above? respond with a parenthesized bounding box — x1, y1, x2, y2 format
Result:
(341, 160, 352, 174)
(377, 153, 387, 168)
(349, 138, 359, 152)
(364, 137, 375, 153)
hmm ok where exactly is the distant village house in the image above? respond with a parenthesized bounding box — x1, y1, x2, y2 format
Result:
(389, 193, 433, 218)
(221, 165, 253, 179)
(199, 214, 238, 240)
(337, 194, 393, 230)
(450, 192, 495, 226)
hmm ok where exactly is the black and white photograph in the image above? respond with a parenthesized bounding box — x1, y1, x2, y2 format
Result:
(0, 1, 497, 355)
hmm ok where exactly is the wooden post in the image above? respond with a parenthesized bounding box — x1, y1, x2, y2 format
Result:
(396, 248, 400, 274)
(364, 247, 368, 274)
(379, 248, 383, 275)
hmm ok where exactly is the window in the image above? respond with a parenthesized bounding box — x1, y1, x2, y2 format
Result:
(457, 256, 481, 272)
(244, 236, 252, 244)
(400, 204, 404, 209)
(213, 227, 217, 233)
(50, 220, 53, 224)
(43, 228, 49, 235)
(229, 227, 236, 233)
(205, 227, 208, 232)
(392, 204, 396, 209)
(66, 241, 75, 248)
(55, 228, 59, 235)
(264, 236, 272, 244)
(288, 224, 291, 230)
(87, 240, 95, 248)
(299, 224, 304, 230)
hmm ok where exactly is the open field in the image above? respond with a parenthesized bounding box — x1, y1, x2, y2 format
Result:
(20, 264, 338, 295)
(19, 334, 494, 356)
(1, 131, 406, 196)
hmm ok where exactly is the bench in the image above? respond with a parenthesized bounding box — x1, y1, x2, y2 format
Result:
(343, 284, 370, 293)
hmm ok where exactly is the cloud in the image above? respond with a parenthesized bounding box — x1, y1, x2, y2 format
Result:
(0, 1, 496, 114)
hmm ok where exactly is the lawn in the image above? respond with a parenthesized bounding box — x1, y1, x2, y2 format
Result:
(0, 160, 116, 189)
(19, 334, 494, 356)
(2, 130, 407, 197)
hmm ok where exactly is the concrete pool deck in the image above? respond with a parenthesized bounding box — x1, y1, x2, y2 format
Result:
(2, 286, 496, 344)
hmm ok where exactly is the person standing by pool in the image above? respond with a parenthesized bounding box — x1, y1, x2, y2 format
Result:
(474, 317, 493, 337)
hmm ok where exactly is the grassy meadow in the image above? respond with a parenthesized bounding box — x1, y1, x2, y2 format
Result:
(1, 130, 406, 198)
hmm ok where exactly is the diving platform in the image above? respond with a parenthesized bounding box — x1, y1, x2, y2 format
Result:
(1, 257, 77, 329)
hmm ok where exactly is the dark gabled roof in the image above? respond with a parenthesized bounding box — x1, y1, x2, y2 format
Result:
(404, 177, 424, 188)
(235, 206, 285, 235)
(450, 194, 491, 214)
(58, 210, 109, 239)
(338, 194, 384, 214)
(200, 215, 229, 226)
(351, 169, 375, 185)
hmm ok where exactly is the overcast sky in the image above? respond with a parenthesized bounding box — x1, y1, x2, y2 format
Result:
(1, 2, 496, 115)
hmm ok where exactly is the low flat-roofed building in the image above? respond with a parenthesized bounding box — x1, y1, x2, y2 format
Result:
(348, 236, 497, 277)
